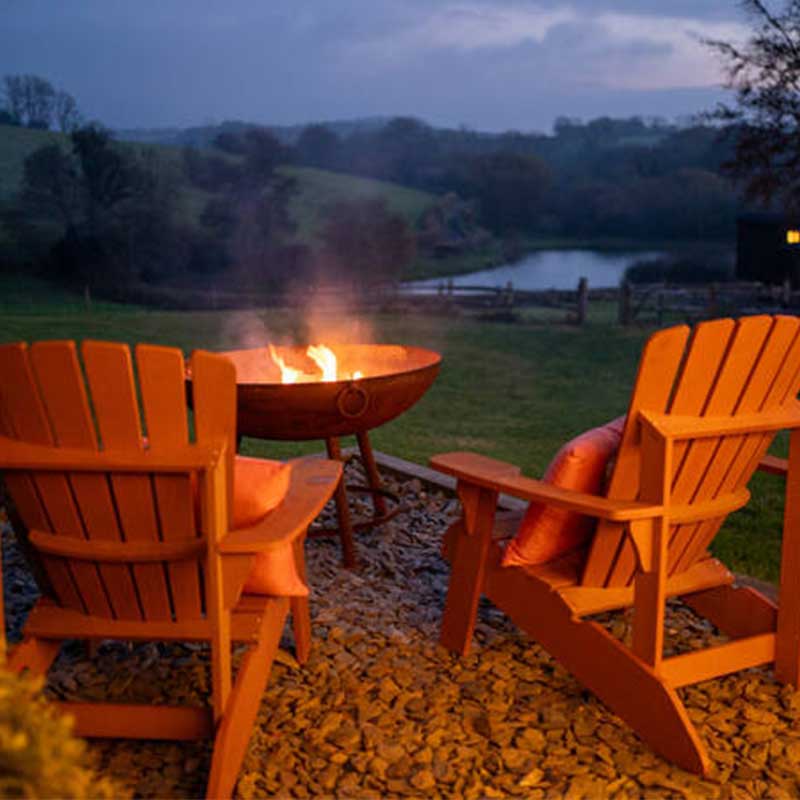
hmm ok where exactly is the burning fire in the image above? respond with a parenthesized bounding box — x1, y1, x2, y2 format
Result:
(269, 344, 363, 384)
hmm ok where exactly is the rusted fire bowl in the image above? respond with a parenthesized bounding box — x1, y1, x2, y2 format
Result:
(218, 344, 441, 441)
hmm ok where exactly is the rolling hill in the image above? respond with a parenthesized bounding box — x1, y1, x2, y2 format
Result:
(0, 124, 436, 251)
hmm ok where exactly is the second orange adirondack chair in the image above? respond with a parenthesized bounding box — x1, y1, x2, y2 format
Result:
(432, 315, 800, 775)
(0, 340, 342, 799)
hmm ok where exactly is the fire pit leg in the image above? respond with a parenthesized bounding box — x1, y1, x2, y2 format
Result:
(356, 431, 388, 518)
(326, 437, 357, 568)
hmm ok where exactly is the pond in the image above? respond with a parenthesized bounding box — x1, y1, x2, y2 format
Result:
(411, 249, 663, 291)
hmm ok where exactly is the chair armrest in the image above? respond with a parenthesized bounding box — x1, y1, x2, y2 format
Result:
(219, 457, 342, 553)
(758, 455, 788, 476)
(0, 435, 225, 474)
(430, 451, 663, 523)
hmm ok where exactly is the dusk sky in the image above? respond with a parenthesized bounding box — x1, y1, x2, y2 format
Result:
(0, 1, 749, 133)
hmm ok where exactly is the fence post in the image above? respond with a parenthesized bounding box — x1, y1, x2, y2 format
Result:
(505, 281, 515, 308)
(618, 281, 632, 326)
(783, 278, 792, 307)
(83, 284, 92, 313)
(707, 283, 719, 317)
(576, 276, 588, 325)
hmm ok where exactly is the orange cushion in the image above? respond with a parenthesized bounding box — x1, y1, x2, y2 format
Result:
(502, 416, 625, 568)
(231, 457, 309, 598)
(243, 542, 307, 597)
(232, 456, 291, 528)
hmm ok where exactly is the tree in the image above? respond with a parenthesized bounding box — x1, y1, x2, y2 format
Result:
(3, 74, 55, 128)
(213, 130, 245, 155)
(242, 128, 286, 186)
(296, 124, 340, 169)
(13, 124, 183, 286)
(20, 143, 80, 227)
(70, 125, 143, 230)
(320, 198, 416, 283)
(705, 0, 800, 208)
(53, 89, 81, 132)
(448, 152, 552, 234)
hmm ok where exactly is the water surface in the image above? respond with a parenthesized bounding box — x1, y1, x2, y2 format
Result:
(412, 249, 662, 291)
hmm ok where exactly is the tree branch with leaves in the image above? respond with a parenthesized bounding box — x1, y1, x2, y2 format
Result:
(706, 0, 800, 209)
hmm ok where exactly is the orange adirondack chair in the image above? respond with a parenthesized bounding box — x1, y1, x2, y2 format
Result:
(432, 315, 800, 775)
(0, 340, 342, 799)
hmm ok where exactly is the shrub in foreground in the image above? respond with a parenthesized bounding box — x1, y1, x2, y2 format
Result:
(0, 668, 123, 799)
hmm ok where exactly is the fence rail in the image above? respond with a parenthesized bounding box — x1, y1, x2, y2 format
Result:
(393, 277, 799, 324)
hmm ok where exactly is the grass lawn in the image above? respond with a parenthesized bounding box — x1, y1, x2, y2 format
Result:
(0, 271, 787, 584)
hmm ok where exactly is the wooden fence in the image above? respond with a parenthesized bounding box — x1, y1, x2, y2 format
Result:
(392, 277, 800, 325)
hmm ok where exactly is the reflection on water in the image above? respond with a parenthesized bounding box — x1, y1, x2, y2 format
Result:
(411, 249, 663, 291)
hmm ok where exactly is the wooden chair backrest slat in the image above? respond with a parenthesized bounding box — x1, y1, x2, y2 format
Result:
(137, 344, 204, 620)
(583, 315, 800, 588)
(191, 350, 237, 531)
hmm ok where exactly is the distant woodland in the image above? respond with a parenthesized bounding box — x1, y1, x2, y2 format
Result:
(1, 73, 743, 296)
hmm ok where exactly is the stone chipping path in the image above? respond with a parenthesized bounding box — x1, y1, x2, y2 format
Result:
(4, 463, 800, 799)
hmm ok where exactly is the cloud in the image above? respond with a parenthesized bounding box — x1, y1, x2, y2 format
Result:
(344, 2, 748, 91)
(0, 0, 746, 131)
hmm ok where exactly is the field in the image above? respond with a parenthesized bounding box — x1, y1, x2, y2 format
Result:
(0, 271, 787, 583)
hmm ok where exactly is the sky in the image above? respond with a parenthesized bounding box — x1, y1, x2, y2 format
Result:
(0, 1, 750, 134)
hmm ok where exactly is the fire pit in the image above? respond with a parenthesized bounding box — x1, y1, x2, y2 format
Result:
(216, 344, 441, 566)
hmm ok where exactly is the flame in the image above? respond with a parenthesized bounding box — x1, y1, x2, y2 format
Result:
(268, 343, 363, 384)
(268, 344, 305, 384)
(307, 345, 338, 382)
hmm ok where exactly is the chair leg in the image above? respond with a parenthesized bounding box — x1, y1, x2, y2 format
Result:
(206, 597, 288, 800)
(8, 636, 61, 675)
(777, 429, 800, 685)
(291, 534, 311, 664)
(440, 487, 497, 656)
(291, 596, 311, 665)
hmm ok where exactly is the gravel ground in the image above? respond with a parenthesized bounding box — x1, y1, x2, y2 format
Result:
(3, 462, 800, 799)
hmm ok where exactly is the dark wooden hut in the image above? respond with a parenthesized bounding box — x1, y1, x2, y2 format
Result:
(737, 212, 800, 285)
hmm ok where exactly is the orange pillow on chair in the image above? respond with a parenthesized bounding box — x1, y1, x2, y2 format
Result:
(502, 416, 625, 568)
(232, 456, 291, 528)
(231, 457, 309, 598)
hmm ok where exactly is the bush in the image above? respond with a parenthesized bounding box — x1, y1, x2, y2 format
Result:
(624, 255, 734, 285)
(0, 669, 124, 798)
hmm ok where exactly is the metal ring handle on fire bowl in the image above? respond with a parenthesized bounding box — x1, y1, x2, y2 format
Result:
(336, 382, 369, 419)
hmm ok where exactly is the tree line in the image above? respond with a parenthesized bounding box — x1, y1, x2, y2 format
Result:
(162, 112, 739, 246)
(287, 115, 738, 242)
